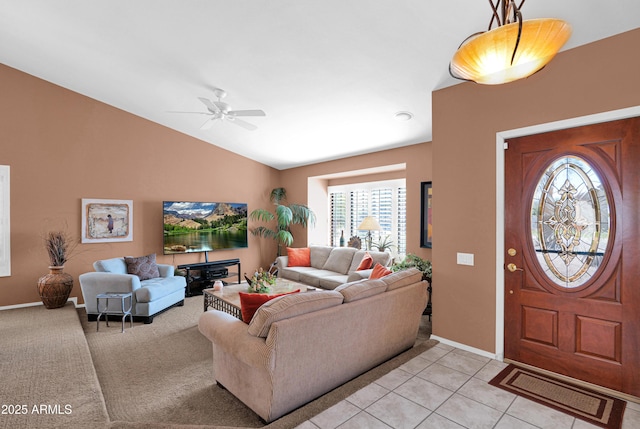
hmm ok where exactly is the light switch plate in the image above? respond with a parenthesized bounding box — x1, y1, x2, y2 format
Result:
(457, 252, 474, 266)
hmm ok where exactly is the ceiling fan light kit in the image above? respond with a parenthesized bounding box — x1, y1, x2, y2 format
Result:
(450, 0, 571, 85)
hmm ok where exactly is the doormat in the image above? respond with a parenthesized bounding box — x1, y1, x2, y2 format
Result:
(489, 365, 626, 429)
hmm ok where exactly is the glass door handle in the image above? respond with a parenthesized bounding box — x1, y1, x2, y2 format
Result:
(507, 263, 523, 272)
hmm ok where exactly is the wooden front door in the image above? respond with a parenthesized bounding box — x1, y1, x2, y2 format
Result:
(504, 117, 640, 397)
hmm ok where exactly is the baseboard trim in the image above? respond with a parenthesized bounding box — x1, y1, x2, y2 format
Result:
(0, 297, 83, 311)
(430, 335, 497, 360)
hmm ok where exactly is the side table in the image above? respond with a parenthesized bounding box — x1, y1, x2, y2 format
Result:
(96, 292, 133, 333)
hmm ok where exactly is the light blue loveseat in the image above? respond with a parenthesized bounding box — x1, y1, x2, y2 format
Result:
(79, 257, 186, 324)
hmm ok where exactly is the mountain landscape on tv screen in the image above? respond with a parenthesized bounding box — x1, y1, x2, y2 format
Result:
(163, 202, 248, 254)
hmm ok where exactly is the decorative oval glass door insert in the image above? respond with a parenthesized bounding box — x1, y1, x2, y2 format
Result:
(530, 155, 610, 288)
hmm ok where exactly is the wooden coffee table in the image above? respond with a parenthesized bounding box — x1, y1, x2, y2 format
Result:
(203, 278, 316, 319)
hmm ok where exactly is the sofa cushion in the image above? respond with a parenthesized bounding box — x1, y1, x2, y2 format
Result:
(94, 257, 127, 274)
(134, 276, 186, 303)
(356, 252, 373, 270)
(370, 251, 392, 269)
(299, 269, 339, 287)
(309, 245, 333, 269)
(322, 247, 357, 274)
(318, 275, 349, 290)
(248, 291, 344, 338)
(238, 290, 300, 323)
(369, 263, 392, 279)
(278, 266, 319, 282)
(348, 250, 392, 273)
(124, 254, 160, 280)
(286, 247, 311, 267)
(382, 267, 423, 291)
(335, 278, 387, 302)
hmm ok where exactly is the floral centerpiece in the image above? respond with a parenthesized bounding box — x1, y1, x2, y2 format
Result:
(245, 267, 276, 293)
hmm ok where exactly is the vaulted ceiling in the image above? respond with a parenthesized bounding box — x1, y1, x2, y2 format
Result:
(1, 1, 639, 169)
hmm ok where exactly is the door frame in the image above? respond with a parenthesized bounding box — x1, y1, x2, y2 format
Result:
(494, 105, 640, 361)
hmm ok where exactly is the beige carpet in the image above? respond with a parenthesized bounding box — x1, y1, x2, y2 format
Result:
(81, 298, 261, 428)
(1, 296, 435, 429)
(82, 296, 436, 428)
(0, 303, 109, 429)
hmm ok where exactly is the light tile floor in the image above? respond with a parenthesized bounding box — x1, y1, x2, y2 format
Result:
(296, 343, 640, 429)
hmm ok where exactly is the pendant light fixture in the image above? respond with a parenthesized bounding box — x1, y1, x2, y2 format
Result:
(449, 0, 571, 85)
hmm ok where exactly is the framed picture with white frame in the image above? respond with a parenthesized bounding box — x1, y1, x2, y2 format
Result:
(81, 198, 133, 243)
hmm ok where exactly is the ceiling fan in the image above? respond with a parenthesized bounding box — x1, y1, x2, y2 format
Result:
(172, 88, 266, 131)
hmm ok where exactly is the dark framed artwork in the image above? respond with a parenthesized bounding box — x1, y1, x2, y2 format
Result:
(420, 181, 432, 248)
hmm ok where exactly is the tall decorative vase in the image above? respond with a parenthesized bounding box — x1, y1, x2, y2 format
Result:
(37, 266, 73, 309)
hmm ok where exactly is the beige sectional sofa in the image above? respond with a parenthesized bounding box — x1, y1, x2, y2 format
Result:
(275, 245, 392, 289)
(198, 268, 427, 422)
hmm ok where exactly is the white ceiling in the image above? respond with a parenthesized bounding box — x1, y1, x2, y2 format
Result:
(1, 1, 639, 169)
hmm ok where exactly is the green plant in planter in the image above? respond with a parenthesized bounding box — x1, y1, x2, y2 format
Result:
(372, 235, 395, 252)
(391, 253, 432, 282)
(249, 187, 316, 256)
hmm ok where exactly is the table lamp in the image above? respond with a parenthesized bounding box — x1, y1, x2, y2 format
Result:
(358, 216, 381, 250)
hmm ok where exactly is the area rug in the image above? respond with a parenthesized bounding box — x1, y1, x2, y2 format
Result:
(489, 364, 626, 429)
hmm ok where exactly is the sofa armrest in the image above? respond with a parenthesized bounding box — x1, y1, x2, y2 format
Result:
(198, 310, 274, 369)
(156, 263, 174, 278)
(347, 270, 372, 282)
(79, 272, 142, 313)
(275, 256, 289, 270)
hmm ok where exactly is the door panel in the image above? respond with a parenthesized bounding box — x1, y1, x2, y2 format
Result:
(504, 117, 640, 397)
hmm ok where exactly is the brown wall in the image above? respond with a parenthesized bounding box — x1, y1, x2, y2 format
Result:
(432, 29, 640, 353)
(0, 64, 279, 307)
(279, 143, 433, 263)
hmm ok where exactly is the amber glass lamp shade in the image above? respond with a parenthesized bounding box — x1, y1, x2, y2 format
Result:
(450, 18, 572, 85)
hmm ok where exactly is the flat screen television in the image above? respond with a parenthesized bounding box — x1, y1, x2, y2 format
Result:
(163, 201, 248, 255)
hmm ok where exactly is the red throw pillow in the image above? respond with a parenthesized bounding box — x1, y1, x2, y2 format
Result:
(356, 252, 373, 270)
(369, 263, 392, 279)
(287, 247, 311, 267)
(238, 290, 300, 323)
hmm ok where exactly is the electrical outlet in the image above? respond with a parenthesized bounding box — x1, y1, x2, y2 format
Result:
(457, 252, 475, 266)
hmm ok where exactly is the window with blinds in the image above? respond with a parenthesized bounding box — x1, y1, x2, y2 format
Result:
(330, 192, 346, 247)
(329, 179, 406, 256)
(397, 187, 406, 256)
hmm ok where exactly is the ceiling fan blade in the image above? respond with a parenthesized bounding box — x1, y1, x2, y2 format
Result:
(228, 117, 257, 131)
(167, 110, 211, 115)
(229, 109, 266, 117)
(198, 97, 220, 113)
(200, 118, 216, 130)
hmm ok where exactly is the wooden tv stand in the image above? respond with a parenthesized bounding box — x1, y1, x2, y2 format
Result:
(178, 258, 241, 297)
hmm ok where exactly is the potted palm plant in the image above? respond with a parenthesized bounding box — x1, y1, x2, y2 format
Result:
(249, 187, 316, 257)
(37, 231, 76, 309)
